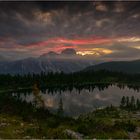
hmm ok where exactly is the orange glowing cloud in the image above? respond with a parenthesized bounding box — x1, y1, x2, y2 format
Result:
(22, 36, 140, 50)
(25, 36, 112, 49)
(77, 48, 113, 56)
(23, 36, 113, 55)
(2, 35, 139, 57)
(23, 36, 140, 56)
(48, 37, 111, 45)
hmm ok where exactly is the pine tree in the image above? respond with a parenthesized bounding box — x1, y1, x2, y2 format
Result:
(120, 96, 126, 108)
(130, 96, 135, 110)
(57, 98, 64, 116)
(136, 99, 140, 110)
(126, 96, 130, 108)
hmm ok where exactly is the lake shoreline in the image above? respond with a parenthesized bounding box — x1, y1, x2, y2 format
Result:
(0, 81, 140, 94)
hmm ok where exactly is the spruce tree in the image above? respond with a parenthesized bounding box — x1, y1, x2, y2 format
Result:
(136, 99, 140, 110)
(120, 96, 126, 108)
(57, 98, 64, 116)
(130, 96, 135, 110)
(126, 96, 130, 108)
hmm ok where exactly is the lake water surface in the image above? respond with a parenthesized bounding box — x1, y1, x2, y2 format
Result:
(12, 84, 140, 117)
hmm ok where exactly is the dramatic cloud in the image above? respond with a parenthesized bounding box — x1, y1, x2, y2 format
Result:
(0, 1, 140, 60)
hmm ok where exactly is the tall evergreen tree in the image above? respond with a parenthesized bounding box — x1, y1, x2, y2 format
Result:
(126, 96, 130, 108)
(57, 98, 64, 116)
(136, 99, 140, 110)
(130, 96, 135, 110)
(120, 96, 126, 108)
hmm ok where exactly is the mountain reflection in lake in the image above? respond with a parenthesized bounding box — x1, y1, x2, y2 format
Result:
(12, 85, 140, 117)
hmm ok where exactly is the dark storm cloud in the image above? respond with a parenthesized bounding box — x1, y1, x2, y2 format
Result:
(0, 1, 140, 60)
(0, 2, 85, 44)
(0, 1, 139, 38)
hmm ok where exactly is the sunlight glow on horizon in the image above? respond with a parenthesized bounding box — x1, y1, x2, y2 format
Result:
(77, 48, 113, 56)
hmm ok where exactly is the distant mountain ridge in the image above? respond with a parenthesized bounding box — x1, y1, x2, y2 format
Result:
(0, 57, 94, 74)
(84, 60, 140, 74)
(0, 48, 99, 74)
(0, 58, 140, 75)
(40, 51, 59, 58)
(40, 48, 77, 59)
(1, 47, 139, 74)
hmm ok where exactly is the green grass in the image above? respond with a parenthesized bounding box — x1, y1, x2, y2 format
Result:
(1, 108, 140, 139)
(1, 92, 140, 139)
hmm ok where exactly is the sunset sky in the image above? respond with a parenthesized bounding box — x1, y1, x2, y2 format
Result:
(0, 1, 140, 60)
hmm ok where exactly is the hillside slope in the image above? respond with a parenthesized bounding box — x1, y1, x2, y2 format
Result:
(84, 60, 140, 73)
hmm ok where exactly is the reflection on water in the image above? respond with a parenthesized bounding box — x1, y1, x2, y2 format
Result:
(12, 84, 140, 117)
